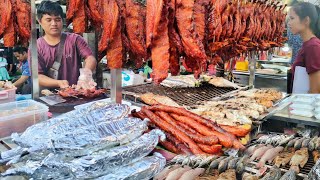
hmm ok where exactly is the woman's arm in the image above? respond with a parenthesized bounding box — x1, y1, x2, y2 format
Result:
(309, 71, 320, 93)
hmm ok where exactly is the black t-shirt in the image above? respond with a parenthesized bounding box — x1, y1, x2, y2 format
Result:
(6, 56, 16, 74)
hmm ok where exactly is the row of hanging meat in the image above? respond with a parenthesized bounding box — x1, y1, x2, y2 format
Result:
(0, 0, 287, 84)
(76, 0, 287, 84)
(0, 0, 31, 47)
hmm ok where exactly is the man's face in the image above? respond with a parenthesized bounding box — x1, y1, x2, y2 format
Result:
(13, 52, 27, 61)
(39, 14, 63, 36)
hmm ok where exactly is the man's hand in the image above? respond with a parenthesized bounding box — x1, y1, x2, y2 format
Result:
(58, 80, 69, 89)
(77, 68, 97, 90)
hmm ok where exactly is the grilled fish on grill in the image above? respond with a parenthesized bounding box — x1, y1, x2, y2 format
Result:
(279, 169, 296, 180)
(274, 151, 295, 167)
(313, 151, 320, 163)
(290, 148, 309, 173)
(140, 93, 180, 107)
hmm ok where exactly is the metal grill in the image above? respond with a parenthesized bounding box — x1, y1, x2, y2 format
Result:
(122, 83, 238, 106)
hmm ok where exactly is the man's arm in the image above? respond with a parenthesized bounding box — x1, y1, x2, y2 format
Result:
(13, 76, 29, 88)
(83, 55, 97, 72)
(39, 74, 69, 88)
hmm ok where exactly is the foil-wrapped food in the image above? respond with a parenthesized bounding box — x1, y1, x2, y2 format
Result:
(1, 103, 166, 179)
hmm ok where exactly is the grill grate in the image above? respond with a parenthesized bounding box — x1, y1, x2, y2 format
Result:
(122, 83, 238, 106)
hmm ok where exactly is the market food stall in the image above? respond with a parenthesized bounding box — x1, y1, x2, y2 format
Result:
(1, 0, 320, 179)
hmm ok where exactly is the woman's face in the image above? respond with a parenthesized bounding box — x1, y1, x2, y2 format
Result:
(288, 8, 308, 35)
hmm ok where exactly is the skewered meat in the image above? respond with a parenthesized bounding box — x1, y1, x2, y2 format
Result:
(148, 104, 244, 149)
(159, 140, 180, 154)
(156, 111, 218, 145)
(141, 107, 205, 154)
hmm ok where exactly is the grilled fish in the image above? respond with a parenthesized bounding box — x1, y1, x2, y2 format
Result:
(293, 138, 304, 150)
(245, 144, 264, 155)
(207, 156, 226, 172)
(278, 135, 295, 146)
(274, 151, 295, 167)
(290, 148, 309, 173)
(261, 166, 282, 180)
(279, 169, 296, 180)
(218, 156, 233, 173)
(242, 172, 259, 180)
(258, 146, 284, 168)
(217, 169, 236, 180)
(154, 165, 181, 180)
(250, 145, 273, 161)
(287, 138, 299, 148)
(227, 157, 239, 169)
(301, 138, 311, 148)
(308, 136, 318, 151)
(312, 151, 320, 163)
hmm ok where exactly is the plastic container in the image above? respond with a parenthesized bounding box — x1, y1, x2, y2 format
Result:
(0, 100, 49, 138)
(0, 87, 17, 104)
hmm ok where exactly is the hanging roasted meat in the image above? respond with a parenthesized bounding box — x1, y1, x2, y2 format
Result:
(176, 0, 207, 76)
(168, 0, 181, 76)
(98, 0, 120, 55)
(72, 0, 86, 33)
(86, 0, 103, 28)
(3, 0, 16, 47)
(104, 0, 123, 69)
(147, 0, 170, 84)
(0, 0, 13, 38)
(125, 0, 147, 68)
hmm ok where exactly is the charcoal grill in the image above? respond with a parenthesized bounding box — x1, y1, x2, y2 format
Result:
(122, 83, 240, 106)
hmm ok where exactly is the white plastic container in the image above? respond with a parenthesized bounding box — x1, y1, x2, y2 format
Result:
(0, 87, 17, 104)
(0, 100, 48, 138)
